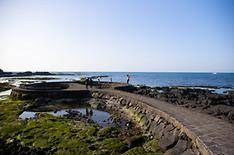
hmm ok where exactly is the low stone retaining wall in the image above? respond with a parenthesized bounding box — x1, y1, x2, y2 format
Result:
(92, 91, 209, 155)
(10, 88, 91, 100)
(20, 83, 69, 90)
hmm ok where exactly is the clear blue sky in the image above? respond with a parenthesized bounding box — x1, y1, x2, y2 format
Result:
(0, 0, 233, 72)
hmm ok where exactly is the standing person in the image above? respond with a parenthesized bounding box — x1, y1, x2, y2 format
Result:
(85, 78, 89, 89)
(97, 76, 101, 85)
(110, 77, 112, 83)
(126, 74, 130, 84)
(89, 78, 93, 89)
(86, 107, 89, 116)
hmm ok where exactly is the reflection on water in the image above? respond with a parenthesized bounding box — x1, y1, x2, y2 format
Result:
(19, 107, 115, 127)
(190, 87, 233, 95)
(0, 89, 12, 100)
(0, 89, 12, 96)
(76, 108, 113, 127)
(19, 111, 36, 119)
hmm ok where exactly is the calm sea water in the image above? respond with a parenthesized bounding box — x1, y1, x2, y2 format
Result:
(55, 72, 234, 88)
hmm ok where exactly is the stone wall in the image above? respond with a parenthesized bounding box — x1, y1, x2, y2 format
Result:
(92, 91, 210, 155)
(10, 89, 91, 100)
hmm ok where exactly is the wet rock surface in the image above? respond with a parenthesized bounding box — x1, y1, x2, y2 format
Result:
(123, 86, 234, 123)
(159, 127, 179, 150)
(0, 82, 12, 91)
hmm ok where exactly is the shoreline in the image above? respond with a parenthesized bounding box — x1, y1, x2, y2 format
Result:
(117, 84, 234, 124)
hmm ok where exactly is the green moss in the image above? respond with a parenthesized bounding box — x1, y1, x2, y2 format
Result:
(133, 113, 145, 125)
(143, 139, 163, 154)
(0, 99, 25, 139)
(94, 138, 127, 154)
(97, 127, 119, 138)
(125, 135, 146, 148)
(122, 147, 147, 155)
(0, 99, 163, 155)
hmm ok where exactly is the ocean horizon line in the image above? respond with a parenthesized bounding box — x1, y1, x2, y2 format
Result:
(3, 71, 234, 74)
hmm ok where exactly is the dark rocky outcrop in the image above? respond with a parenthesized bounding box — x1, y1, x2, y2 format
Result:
(165, 139, 191, 155)
(0, 82, 12, 91)
(114, 85, 137, 92)
(0, 138, 51, 155)
(0, 69, 12, 76)
(159, 126, 179, 150)
(121, 86, 234, 123)
(126, 135, 146, 148)
(0, 70, 55, 77)
(34, 72, 55, 75)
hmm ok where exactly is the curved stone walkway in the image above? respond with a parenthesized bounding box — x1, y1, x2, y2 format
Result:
(98, 89, 234, 155)
(12, 82, 234, 155)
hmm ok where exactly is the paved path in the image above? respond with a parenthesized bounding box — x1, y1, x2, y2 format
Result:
(66, 83, 87, 90)
(67, 83, 234, 155)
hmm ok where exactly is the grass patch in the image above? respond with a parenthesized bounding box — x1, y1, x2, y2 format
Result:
(0, 99, 163, 155)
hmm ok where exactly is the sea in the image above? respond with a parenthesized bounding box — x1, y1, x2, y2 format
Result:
(0, 72, 234, 98)
(54, 72, 234, 88)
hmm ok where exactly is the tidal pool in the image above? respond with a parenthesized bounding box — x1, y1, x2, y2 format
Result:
(190, 87, 234, 95)
(19, 107, 117, 127)
(0, 89, 12, 100)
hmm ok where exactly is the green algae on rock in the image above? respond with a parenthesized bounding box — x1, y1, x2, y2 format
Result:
(0, 99, 163, 155)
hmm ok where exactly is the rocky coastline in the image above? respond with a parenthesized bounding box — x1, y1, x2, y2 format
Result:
(117, 85, 234, 124)
(0, 69, 55, 77)
(0, 82, 12, 91)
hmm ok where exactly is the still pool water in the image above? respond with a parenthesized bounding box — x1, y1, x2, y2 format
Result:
(19, 107, 117, 127)
(0, 89, 11, 100)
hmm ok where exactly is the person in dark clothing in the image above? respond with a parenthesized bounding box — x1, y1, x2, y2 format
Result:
(97, 77, 101, 85)
(85, 78, 89, 89)
(126, 74, 130, 84)
(89, 78, 93, 89)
